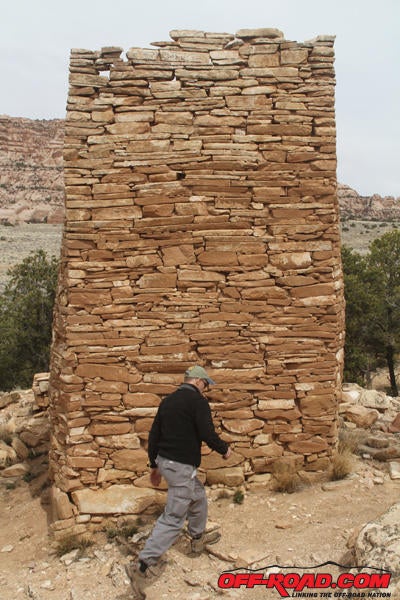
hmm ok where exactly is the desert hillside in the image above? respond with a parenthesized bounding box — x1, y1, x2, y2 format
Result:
(0, 116, 64, 225)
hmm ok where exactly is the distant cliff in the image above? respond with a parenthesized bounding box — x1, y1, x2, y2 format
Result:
(0, 116, 399, 225)
(0, 116, 64, 224)
(338, 183, 400, 221)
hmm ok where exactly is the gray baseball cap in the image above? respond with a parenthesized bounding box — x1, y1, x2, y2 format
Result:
(185, 365, 216, 385)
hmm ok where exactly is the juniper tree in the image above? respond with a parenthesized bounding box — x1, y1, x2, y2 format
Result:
(0, 250, 59, 390)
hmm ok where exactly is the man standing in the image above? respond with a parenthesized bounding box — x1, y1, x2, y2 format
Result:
(126, 365, 231, 598)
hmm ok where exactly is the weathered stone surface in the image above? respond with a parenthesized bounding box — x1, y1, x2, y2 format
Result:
(236, 28, 283, 39)
(352, 503, 400, 576)
(0, 462, 30, 478)
(11, 437, 29, 460)
(97, 468, 134, 483)
(269, 252, 312, 270)
(50, 486, 75, 520)
(287, 436, 328, 454)
(110, 448, 148, 472)
(206, 467, 244, 486)
(340, 404, 379, 428)
(95, 434, 141, 449)
(88, 422, 132, 436)
(389, 414, 400, 434)
(389, 462, 400, 480)
(299, 396, 336, 417)
(18, 416, 50, 448)
(71, 485, 163, 514)
(0, 441, 17, 468)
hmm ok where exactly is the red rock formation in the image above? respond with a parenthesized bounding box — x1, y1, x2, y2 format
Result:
(338, 183, 400, 220)
(0, 116, 65, 224)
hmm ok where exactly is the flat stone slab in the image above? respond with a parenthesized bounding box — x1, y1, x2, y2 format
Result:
(72, 484, 163, 514)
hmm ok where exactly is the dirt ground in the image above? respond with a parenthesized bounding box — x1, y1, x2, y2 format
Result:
(1, 457, 399, 600)
(0, 224, 62, 290)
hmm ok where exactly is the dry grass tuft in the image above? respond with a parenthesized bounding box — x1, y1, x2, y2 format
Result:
(272, 461, 300, 494)
(338, 429, 367, 455)
(104, 518, 138, 542)
(330, 447, 355, 481)
(55, 532, 94, 558)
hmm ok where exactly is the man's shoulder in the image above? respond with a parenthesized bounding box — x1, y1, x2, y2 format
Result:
(172, 383, 201, 396)
(164, 384, 204, 405)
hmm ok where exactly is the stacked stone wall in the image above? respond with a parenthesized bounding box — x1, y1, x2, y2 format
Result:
(48, 28, 344, 534)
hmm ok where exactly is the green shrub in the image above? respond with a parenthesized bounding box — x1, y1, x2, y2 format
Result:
(0, 250, 59, 391)
(233, 489, 244, 504)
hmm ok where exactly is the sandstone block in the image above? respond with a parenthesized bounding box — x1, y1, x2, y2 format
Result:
(0, 441, 17, 468)
(123, 393, 160, 408)
(111, 448, 148, 472)
(201, 451, 243, 470)
(67, 456, 105, 469)
(137, 273, 177, 289)
(281, 49, 309, 64)
(341, 405, 379, 428)
(76, 364, 140, 383)
(11, 437, 29, 460)
(198, 251, 238, 266)
(97, 468, 134, 483)
(18, 416, 50, 448)
(248, 54, 279, 68)
(236, 28, 283, 39)
(162, 245, 195, 266)
(206, 467, 244, 486)
(50, 486, 75, 520)
(222, 419, 264, 435)
(88, 422, 131, 436)
(269, 252, 312, 270)
(95, 434, 141, 449)
(0, 462, 30, 478)
(287, 436, 328, 454)
(71, 485, 163, 514)
(299, 395, 336, 417)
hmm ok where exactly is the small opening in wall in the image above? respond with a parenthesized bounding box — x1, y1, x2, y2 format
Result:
(177, 172, 186, 180)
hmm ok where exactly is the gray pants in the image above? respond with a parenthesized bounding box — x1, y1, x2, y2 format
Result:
(139, 455, 207, 566)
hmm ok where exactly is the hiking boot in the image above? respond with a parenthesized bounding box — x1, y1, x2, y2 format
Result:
(125, 559, 167, 599)
(190, 529, 221, 554)
(125, 562, 146, 600)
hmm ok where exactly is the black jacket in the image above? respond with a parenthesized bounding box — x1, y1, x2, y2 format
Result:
(148, 383, 229, 468)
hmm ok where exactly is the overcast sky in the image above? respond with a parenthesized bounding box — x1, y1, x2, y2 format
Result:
(1, 0, 399, 197)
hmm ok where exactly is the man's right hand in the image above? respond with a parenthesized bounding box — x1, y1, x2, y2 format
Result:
(150, 467, 161, 487)
(223, 447, 231, 460)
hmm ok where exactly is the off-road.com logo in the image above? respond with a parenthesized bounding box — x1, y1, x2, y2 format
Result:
(217, 565, 391, 598)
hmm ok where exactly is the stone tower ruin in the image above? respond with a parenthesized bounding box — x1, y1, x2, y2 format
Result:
(48, 28, 344, 535)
